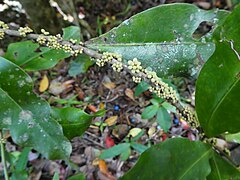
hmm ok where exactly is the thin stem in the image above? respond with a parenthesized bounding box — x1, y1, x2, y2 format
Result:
(0, 131, 9, 180)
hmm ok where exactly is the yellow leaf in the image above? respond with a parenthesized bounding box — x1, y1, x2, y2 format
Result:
(98, 159, 108, 175)
(105, 116, 118, 126)
(39, 75, 49, 92)
(99, 102, 105, 110)
(127, 128, 142, 138)
(148, 126, 156, 137)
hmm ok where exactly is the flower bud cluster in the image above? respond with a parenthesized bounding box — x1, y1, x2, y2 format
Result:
(37, 35, 47, 45)
(0, 21, 9, 39)
(112, 61, 123, 72)
(47, 35, 62, 49)
(18, 27, 33, 37)
(36, 31, 83, 56)
(128, 58, 142, 73)
(180, 106, 199, 129)
(132, 76, 141, 83)
(96, 52, 122, 67)
(145, 69, 178, 103)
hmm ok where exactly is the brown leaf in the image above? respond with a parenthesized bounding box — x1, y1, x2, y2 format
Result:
(102, 75, 116, 90)
(125, 88, 135, 101)
(39, 75, 49, 92)
(112, 124, 129, 139)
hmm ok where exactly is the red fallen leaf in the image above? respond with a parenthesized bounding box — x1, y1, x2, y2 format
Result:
(162, 133, 167, 142)
(105, 136, 115, 148)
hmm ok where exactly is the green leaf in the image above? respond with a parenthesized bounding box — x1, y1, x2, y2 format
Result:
(121, 138, 212, 180)
(68, 54, 94, 77)
(162, 101, 176, 113)
(0, 57, 71, 160)
(196, 6, 240, 136)
(63, 26, 81, 43)
(134, 81, 149, 96)
(53, 172, 60, 180)
(67, 173, 85, 180)
(130, 142, 148, 153)
(99, 143, 130, 159)
(86, 4, 219, 77)
(141, 104, 158, 119)
(156, 107, 171, 132)
(15, 147, 31, 172)
(4, 41, 70, 71)
(217, 5, 240, 52)
(11, 171, 28, 180)
(225, 132, 240, 144)
(51, 107, 104, 139)
(207, 152, 240, 179)
(120, 147, 131, 161)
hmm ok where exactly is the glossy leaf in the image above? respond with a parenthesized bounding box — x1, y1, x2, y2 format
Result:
(156, 107, 171, 132)
(141, 104, 158, 119)
(63, 26, 81, 43)
(218, 5, 240, 52)
(4, 41, 70, 71)
(68, 54, 94, 77)
(121, 138, 212, 180)
(196, 6, 240, 136)
(99, 143, 130, 159)
(207, 152, 240, 179)
(225, 132, 240, 144)
(0, 57, 71, 160)
(86, 4, 220, 77)
(51, 107, 105, 139)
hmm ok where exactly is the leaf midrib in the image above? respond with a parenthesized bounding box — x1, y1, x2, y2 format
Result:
(19, 48, 52, 66)
(206, 76, 239, 134)
(179, 149, 212, 179)
(87, 42, 212, 47)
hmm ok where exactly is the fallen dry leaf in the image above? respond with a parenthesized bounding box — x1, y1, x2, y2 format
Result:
(88, 104, 98, 113)
(48, 79, 67, 95)
(105, 116, 118, 126)
(125, 88, 135, 101)
(98, 159, 108, 175)
(127, 128, 142, 138)
(148, 126, 156, 137)
(39, 75, 49, 92)
(112, 124, 129, 139)
(105, 135, 115, 148)
(99, 102, 105, 110)
(102, 75, 116, 89)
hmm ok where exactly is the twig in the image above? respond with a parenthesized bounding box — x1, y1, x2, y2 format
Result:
(0, 131, 9, 180)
